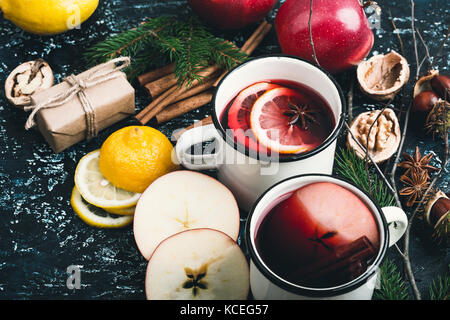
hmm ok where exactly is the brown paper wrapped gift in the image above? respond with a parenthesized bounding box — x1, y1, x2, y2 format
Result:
(24, 57, 135, 153)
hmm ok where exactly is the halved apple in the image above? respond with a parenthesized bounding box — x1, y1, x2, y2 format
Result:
(134, 171, 240, 260)
(257, 182, 380, 279)
(145, 228, 249, 300)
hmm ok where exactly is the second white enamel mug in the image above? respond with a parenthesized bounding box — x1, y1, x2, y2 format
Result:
(245, 174, 408, 300)
(175, 55, 346, 211)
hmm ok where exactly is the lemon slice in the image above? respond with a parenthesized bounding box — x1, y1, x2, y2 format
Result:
(71, 187, 133, 228)
(104, 206, 136, 216)
(74, 150, 141, 209)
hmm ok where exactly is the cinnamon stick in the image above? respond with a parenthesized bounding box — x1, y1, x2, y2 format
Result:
(151, 75, 219, 125)
(172, 115, 213, 141)
(243, 22, 272, 55)
(329, 260, 366, 285)
(173, 74, 219, 102)
(137, 63, 175, 86)
(305, 246, 374, 281)
(241, 20, 270, 53)
(290, 236, 376, 285)
(156, 90, 214, 124)
(144, 72, 178, 98)
(136, 65, 221, 124)
(135, 21, 272, 125)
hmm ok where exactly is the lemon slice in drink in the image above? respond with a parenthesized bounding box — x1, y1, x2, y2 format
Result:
(74, 150, 141, 209)
(71, 187, 133, 228)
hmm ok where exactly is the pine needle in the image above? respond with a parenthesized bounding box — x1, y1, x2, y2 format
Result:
(429, 272, 450, 300)
(83, 15, 248, 83)
(373, 259, 410, 300)
(334, 147, 396, 208)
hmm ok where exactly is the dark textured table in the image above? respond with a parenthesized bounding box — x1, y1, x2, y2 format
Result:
(0, 0, 448, 299)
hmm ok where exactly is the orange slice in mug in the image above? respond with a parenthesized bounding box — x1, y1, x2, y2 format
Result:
(227, 82, 280, 152)
(250, 87, 317, 154)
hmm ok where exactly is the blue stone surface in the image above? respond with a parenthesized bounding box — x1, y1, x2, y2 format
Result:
(0, 0, 448, 299)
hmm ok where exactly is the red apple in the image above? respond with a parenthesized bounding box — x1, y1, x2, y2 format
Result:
(188, 0, 277, 30)
(275, 0, 374, 73)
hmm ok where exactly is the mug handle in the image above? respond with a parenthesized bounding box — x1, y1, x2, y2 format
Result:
(381, 206, 408, 247)
(175, 123, 221, 170)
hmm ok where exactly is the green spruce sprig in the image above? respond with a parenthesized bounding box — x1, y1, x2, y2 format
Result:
(429, 272, 450, 300)
(334, 147, 396, 208)
(83, 15, 248, 84)
(374, 259, 410, 300)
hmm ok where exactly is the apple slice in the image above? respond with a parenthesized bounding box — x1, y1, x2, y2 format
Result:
(145, 228, 249, 300)
(134, 171, 240, 260)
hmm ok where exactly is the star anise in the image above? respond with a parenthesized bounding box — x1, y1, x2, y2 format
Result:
(397, 146, 439, 179)
(399, 168, 431, 207)
(308, 229, 338, 252)
(282, 97, 320, 129)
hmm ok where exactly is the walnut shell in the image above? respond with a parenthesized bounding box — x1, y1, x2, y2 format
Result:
(347, 108, 401, 163)
(4, 59, 54, 107)
(413, 69, 439, 98)
(357, 50, 410, 101)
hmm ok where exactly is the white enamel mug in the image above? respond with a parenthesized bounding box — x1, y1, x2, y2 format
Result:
(175, 55, 346, 211)
(245, 174, 408, 300)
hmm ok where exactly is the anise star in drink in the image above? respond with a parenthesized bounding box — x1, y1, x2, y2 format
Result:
(308, 229, 338, 252)
(398, 146, 439, 179)
(399, 168, 431, 207)
(283, 97, 320, 129)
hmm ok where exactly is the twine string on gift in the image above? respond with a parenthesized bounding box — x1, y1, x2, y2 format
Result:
(23, 56, 131, 140)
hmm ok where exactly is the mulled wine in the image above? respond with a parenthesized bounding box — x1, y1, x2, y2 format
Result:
(219, 80, 335, 158)
(255, 182, 380, 288)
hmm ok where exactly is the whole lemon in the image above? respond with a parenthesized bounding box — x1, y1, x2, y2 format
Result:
(0, 0, 99, 35)
(99, 126, 179, 194)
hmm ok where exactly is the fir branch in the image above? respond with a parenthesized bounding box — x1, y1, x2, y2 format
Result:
(83, 14, 248, 84)
(334, 147, 396, 208)
(373, 259, 410, 300)
(126, 50, 167, 82)
(84, 16, 174, 64)
(171, 16, 212, 87)
(209, 38, 248, 71)
(429, 272, 450, 300)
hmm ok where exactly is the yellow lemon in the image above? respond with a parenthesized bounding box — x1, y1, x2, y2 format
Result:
(99, 126, 179, 194)
(0, 0, 99, 35)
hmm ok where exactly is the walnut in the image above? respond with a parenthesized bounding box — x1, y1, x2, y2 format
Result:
(347, 108, 401, 163)
(357, 50, 410, 101)
(5, 59, 54, 107)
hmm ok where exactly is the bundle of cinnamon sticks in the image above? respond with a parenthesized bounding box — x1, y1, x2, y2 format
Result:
(135, 20, 272, 127)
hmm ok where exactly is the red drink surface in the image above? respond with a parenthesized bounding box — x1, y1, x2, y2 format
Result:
(255, 182, 380, 288)
(220, 80, 335, 157)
